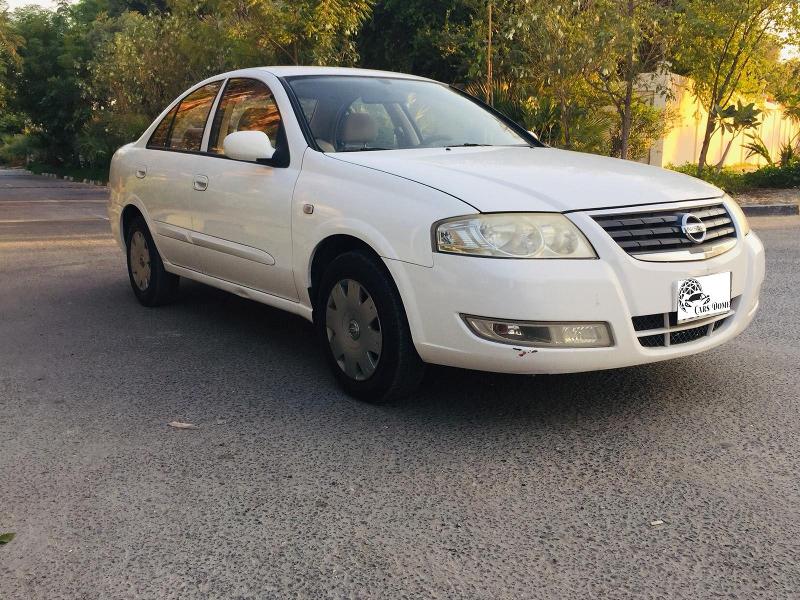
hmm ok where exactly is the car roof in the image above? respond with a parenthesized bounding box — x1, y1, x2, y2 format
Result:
(220, 66, 436, 82)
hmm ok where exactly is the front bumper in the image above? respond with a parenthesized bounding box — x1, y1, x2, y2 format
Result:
(385, 206, 765, 375)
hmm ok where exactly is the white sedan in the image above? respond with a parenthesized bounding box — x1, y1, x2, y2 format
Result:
(108, 66, 765, 402)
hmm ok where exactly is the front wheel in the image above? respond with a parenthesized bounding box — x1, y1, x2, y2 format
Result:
(316, 251, 425, 403)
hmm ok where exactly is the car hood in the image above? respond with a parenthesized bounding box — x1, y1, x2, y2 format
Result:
(327, 146, 722, 212)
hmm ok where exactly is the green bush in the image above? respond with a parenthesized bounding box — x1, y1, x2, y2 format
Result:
(76, 112, 150, 169)
(668, 163, 750, 194)
(0, 132, 45, 165)
(668, 161, 800, 193)
(743, 161, 800, 189)
(26, 161, 109, 183)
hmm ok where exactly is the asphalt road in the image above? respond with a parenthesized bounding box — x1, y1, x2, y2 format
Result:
(1, 168, 799, 599)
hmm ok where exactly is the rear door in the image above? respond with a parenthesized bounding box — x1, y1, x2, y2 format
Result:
(139, 81, 223, 270)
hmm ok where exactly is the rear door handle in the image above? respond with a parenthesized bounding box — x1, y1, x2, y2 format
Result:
(193, 175, 208, 192)
(135, 166, 147, 179)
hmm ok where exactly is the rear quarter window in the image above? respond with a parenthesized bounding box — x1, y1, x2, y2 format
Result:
(146, 81, 222, 152)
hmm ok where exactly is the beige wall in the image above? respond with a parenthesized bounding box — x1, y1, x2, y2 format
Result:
(641, 72, 799, 169)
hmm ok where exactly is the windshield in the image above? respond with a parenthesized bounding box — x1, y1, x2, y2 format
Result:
(284, 75, 532, 153)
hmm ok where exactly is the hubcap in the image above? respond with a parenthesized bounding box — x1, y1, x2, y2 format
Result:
(129, 230, 151, 291)
(325, 279, 382, 381)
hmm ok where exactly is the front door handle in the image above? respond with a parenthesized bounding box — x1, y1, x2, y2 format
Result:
(193, 175, 208, 192)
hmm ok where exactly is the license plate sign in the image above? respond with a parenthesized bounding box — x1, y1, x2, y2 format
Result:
(675, 272, 731, 323)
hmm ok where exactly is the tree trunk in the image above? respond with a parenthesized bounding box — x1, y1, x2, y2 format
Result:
(697, 112, 717, 176)
(620, 77, 634, 160)
(486, 1, 493, 105)
(560, 95, 571, 148)
(619, 0, 635, 160)
(715, 131, 739, 171)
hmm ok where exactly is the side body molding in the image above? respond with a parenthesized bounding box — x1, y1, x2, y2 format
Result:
(152, 221, 276, 266)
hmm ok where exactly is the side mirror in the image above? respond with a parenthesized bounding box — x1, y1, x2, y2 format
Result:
(223, 130, 275, 162)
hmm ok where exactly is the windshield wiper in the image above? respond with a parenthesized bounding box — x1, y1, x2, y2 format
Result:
(446, 143, 493, 147)
(338, 147, 391, 152)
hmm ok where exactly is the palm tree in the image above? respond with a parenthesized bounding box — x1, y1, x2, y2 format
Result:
(0, 1, 21, 64)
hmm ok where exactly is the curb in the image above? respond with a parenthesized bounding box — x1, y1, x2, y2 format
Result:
(741, 204, 799, 217)
(27, 169, 107, 187)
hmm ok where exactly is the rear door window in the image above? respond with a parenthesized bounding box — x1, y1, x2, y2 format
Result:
(156, 81, 221, 152)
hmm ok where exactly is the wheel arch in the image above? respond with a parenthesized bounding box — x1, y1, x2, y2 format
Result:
(118, 201, 165, 258)
(308, 234, 386, 310)
(121, 203, 145, 240)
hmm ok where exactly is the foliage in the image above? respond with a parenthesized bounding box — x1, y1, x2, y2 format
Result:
(26, 160, 109, 183)
(779, 141, 797, 167)
(587, 0, 677, 159)
(88, 11, 238, 122)
(76, 112, 150, 168)
(463, 79, 529, 123)
(672, 0, 800, 173)
(743, 161, 800, 188)
(6, 3, 107, 164)
(0, 0, 20, 62)
(0, 132, 45, 164)
(670, 160, 800, 192)
(767, 58, 800, 111)
(712, 100, 762, 169)
(611, 100, 673, 162)
(745, 130, 800, 167)
(715, 101, 762, 136)
(744, 132, 774, 166)
(669, 162, 750, 193)
(359, 0, 480, 82)
(1, 0, 799, 179)
(488, 1, 613, 149)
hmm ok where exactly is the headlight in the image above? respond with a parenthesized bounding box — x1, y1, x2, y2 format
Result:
(724, 195, 751, 236)
(434, 213, 597, 258)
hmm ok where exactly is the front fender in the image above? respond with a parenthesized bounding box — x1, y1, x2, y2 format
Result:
(291, 150, 475, 299)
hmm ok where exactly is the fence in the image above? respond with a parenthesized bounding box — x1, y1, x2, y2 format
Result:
(639, 72, 799, 169)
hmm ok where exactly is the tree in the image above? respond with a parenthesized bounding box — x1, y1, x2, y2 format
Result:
(358, 0, 481, 82)
(0, 0, 21, 110)
(0, 0, 20, 60)
(712, 100, 762, 169)
(8, 6, 79, 163)
(674, 0, 800, 174)
(6, 0, 114, 164)
(494, 1, 611, 149)
(589, 0, 676, 159)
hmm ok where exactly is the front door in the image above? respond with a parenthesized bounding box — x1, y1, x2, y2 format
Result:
(189, 78, 300, 300)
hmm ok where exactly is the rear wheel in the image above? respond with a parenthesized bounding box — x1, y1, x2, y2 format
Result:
(125, 215, 179, 306)
(316, 251, 425, 403)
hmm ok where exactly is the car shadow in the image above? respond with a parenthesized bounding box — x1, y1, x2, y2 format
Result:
(62, 275, 744, 439)
(208, 282, 709, 402)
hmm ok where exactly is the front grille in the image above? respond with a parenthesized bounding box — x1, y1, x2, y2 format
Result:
(632, 313, 666, 332)
(593, 203, 737, 260)
(632, 298, 738, 348)
(670, 325, 709, 345)
(639, 333, 666, 347)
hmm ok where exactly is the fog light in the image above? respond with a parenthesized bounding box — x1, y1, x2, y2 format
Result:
(463, 315, 613, 348)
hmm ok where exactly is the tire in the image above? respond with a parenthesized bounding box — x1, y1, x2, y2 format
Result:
(125, 215, 179, 307)
(315, 251, 425, 403)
